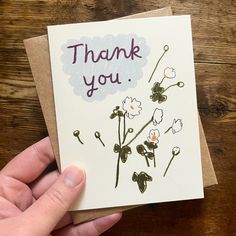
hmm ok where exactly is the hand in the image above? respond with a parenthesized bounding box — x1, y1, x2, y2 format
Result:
(0, 137, 122, 236)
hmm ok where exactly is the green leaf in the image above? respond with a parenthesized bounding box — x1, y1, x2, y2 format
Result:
(134, 171, 153, 193)
(123, 145, 132, 154)
(120, 145, 132, 163)
(132, 172, 138, 182)
(110, 113, 117, 119)
(136, 144, 145, 155)
(158, 94, 167, 103)
(150, 92, 167, 103)
(151, 82, 165, 93)
(144, 141, 158, 150)
(141, 172, 153, 182)
(147, 152, 154, 160)
(113, 144, 121, 153)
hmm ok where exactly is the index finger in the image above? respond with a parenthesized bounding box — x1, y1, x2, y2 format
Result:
(1, 137, 55, 183)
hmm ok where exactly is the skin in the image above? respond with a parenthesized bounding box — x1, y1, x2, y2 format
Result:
(0, 137, 122, 236)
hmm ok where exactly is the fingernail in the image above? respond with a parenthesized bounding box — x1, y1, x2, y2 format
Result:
(63, 166, 85, 187)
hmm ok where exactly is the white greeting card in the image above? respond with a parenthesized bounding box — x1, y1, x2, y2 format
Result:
(48, 15, 204, 211)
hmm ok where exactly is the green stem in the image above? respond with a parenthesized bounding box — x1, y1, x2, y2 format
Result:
(162, 84, 178, 93)
(118, 116, 121, 146)
(99, 138, 105, 147)
(115, 115, 122, 188)
(122, 113, 127, 144)
(159, 76, 166, 85)
(145, 155, 150, 167)
(115, 153, 121, 188)
(148, 50, 167, 83)
(77, 137, 84, 144)
(164, 126, 172, 134)
(153, 149, 156, 168)
(163, 154, 175, 177)
(125, 118, 153, 146)
(122, 131, 129, 144)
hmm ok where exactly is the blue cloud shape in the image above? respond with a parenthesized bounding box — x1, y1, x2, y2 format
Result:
(61, 34, 150, 102)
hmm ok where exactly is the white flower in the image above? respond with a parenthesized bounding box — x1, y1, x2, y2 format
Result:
(164, 67, 176, 79)
(122, 96, 142, 119)
(172, 119, 183, 134)
(152, 108, 163, 125)
(177, 81, 184, 87)
(172, 146, 180, 156)
(147, 129, 160, 143)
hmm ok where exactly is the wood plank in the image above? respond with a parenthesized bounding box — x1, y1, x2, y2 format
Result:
(0, 0, 235, 63)
(196, 63, 236, 111)
(0, 49, 33, 82)
(0, 78, 37, 100)
(0, 98, 47, 167)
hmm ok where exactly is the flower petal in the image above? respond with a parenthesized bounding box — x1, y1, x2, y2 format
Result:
(122, 96, 142, 119)
(152, 108, 163, 125)
(164, 67, 176, 79)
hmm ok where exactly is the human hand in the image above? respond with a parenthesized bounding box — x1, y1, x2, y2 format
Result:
(0, 137, 122, 236)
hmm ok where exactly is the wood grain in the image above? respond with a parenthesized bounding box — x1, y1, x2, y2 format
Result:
(0, 0, 235, 235)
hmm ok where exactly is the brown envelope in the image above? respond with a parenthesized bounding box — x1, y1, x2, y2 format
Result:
(24, 6, 217, 224)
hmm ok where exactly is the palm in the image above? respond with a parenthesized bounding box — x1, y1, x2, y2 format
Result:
(1, 176, 33, 215)
(0, 137, 122, 235)
(0, 138, 67, 227)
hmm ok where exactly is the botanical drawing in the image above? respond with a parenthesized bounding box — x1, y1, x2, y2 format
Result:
(73, 130, 84, 144)
(94, 131, 105, 147)
(150, 67, 185, 103)
(74, 43, 186, 194)
(163, 147, 181, 177)
(136, 129, 159, 167)
(132, 171, 153, 193)
(148, 45, 169, 83)
(110, 96, 163, 188)
(165, 119, 183, 134)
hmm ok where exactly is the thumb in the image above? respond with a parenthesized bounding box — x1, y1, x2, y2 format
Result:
(22, 166, 85, 235)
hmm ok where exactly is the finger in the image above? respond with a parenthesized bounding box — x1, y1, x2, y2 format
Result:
(0, 174, 34, 211)
(30, 170, 73, 229)
(1, 137, 55, 183)
(53, 213, 122, 236)
(0, 196, 21, 219)
(54, 213, 72, 230)
(31, 170, 59, 199)
(21, 166, 85, 236)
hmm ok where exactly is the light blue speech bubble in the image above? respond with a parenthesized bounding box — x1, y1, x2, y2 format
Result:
(61, 34, 150, 102)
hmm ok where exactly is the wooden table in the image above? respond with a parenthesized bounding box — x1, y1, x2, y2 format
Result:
(0, 1, 235, 235)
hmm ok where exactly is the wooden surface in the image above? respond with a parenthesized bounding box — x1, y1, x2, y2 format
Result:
(0, 1, 235, 235)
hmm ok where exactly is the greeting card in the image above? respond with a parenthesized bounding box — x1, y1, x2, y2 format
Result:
(48, 15, 204, 211)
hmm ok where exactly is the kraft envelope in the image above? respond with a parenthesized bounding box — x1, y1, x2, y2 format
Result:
(24, 6, 217, 224)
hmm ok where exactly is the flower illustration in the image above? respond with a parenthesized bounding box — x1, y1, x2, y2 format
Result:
(149, 66, 184, 104)
(172, 146, 180, 156)
(136, 144, 155, 167)
(110, 100, 163, 187)
(163, 146, 181, 177)
(147, 129, 160, 144)
(132, 171, 153, 193)
(177, 82, 184, 87)
(122, 96, 142, 119)
(148, 45, 169, 83)
(172, 119, 183, 134)
(152, 108, 163, 125)
(165, 119, 183, 134)
(164, 67, 176, 79)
